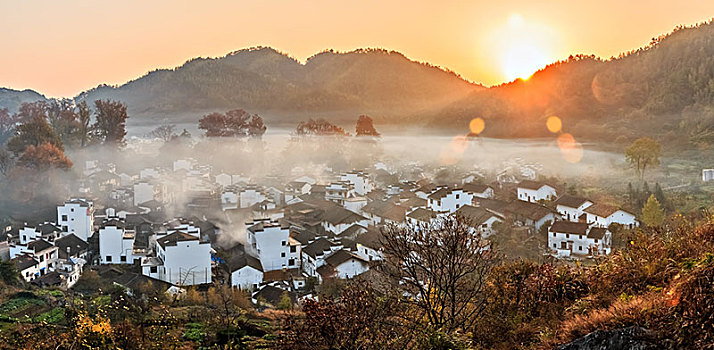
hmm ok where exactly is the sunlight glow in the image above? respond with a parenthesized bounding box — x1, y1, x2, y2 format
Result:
(546, 116, 562, 133)
(491, 14, 557, 82)
(469, 118, 486, 135)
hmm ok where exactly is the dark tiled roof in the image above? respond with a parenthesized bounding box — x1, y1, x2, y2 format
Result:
(588, 227, 608, 240)
(454, 205, 501, 225)
(554, 195, 591, 209)
(463, 183, 492, 194)
(322, 207, 367, 226)
(504, 201, 557, 221)
(11, 255, 38, 271)
(325, 249, 367, 267)
(583, 203, 620, 218)
(157, 231, 199, 248)
(355, 228, 383, 249)
(230, 255, 263, 272)
(550, 221, 589, 235)
(518, 180, 551, 191)
(27, 239, 54, 253)
(302, 237, 339, 259)
(55, 234, 89, 259)
(407, 208, 438, 222)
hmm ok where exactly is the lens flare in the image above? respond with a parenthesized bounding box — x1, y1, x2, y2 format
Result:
(439, 148, 460, 165)
(469, 118, 485, 135)
(546, 116, 562, 133)
(557, 133, 575, 149)
(557, 133, 583, 163)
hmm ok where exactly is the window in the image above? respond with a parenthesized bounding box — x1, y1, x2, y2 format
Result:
(288, 259, 295, 266)
(39, 256, 44, 262)
(281, 240, 286, 246)
(553, 243, 556, 248)
(552, 232, 556, 237)
(70, 208, 74, 212)
(290, 246, 297, 253)
(594, 239, 599, 243)
(566, 234, 570, 239)
(455, 194, 460, 200)
(120, 256, 126, 262)
(578, 246, 583, 251)
(106, 256, 112, 262)
(281, 252, 286, 258)
(150, 266, 157, 273)
(62, 226, 68, 232)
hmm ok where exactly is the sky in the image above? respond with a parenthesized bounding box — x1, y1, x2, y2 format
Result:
(1, 0, 713, 98)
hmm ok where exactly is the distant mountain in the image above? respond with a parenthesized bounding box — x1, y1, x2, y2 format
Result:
(76, 47, 481, 125)
(0, 88, 46, 114)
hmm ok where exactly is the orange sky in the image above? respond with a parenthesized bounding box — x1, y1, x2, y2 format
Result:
(1, 0, 713, 97)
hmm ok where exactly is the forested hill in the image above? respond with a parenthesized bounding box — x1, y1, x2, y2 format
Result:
(75, 47, 482, 123)
(434, 19, 714, 146)
(0, 88, 45, 114)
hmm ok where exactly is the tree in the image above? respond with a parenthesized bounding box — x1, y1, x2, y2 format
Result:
(0, 260, 19, 286)
(93, 100, 128, 146)
(296, 118, 348, 136)
(147, 124, 177, 142)
(14, 101, 47, 123)
(641, 194, 665, 227)
(46, 99, 79, 146)
(7, 116, 63, 155)
(16, 142, 72, 171)
(0, 108, 15, 145)
(76, 100, 92, 147)
(198, 109, 266, 138)
(355, 115, 380, 137)
(378, 215, 496, 332)
(0, 147, 14, 177)
(625, 137, 661, 179)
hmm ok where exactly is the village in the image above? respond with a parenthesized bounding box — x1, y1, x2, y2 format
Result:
(0, 154, 639, 308)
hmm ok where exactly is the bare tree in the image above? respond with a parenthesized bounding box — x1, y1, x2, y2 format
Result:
(147, 124, 177, 142)
(378, 215, 496, 333)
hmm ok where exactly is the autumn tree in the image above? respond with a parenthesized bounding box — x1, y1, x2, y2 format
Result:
(14, 100, 47, 123)
(93, 99, 128, 146)
(46, 98, 79, 146)
(16, 142, 72, 170)
(625, 137, 661, 179)
(147, 123, 177, 142)
(355, 115, 380, 137)
(378, 215, 496, 333)
(7, 116, 63, 155)
(641, 194, 665, 227)
(296, 118, 348, 136)
(198, 109, 266, 138)
(76, 100, 92, 147)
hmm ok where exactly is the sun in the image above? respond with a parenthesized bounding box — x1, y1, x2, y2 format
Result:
(496, 14, 554, 81)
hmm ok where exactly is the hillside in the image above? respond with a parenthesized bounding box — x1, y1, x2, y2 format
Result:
(0, 88, 46, 114)
(75, 47, 481, 125)
(433, 20, 714, 146)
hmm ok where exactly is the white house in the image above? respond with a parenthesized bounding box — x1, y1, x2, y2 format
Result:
(325, 181, 355, 206)
(133, 181, 163, 207)
(322, 207, 369, 235)
(221, 187, 239, 211)
(57, 199, 94, 242)
(427, 188, 473, 214)
(214, 173, 233, 188)
(463, 183, 495, 199)
(517, 180, 557, 203)
(554, 195, 594, 222)
(230, 255, 264, 291)
(301, 237, 343, 277)
(142, 231, 212, 286)
(344, 197, 368, 214)
(354, 228, 384, 262)
(98, 219, 136, 264)
(316, 249, 369, 281)
(548, 221, 611, 258)
(453, 205, 504, 237)
(504, 200, 561, 231)
(245, 219, 301, 272)
(10, 239, 58, 276)
(583, 204, 638, 229)
(12, 255, 40, 282)
(239, 185, 267, 209)
(340, 171, 373, 196)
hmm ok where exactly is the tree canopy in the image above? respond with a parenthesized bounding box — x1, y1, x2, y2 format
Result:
(355, 115, 380, 137)
(296, 118, 348, 136)
(93, 99, 128, 146)
(641, 194, 665, 227)
(198, 109, 266, 138)
(625, 137, 661, 179)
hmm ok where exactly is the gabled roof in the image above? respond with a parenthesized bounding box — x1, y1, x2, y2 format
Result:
(454, 205, 502, 225)
(11, 255, 38, 271)
(253, 284, 295, 306)
(554, 195, 591, 209)
(474, 198, 509, 214)
(340, 224, 367, 237)
(27, 239, 54, 253)
(504, 201, 557, 221)
(355, 228, 383, 249)
(302, 237, 340, 259)
(550, 221, 589, 235)
(583, 203, 621, 218)
(263, 268, 302, 283)
(407, 208, 438, 222)
(322, 207, 367, 226)
(588, 227, 608, 240)
(517, 180, 553, 191)
(230, 255, 263, 273)
(427, 187, 456, 200)
(325, 249, 368, 267)
(55, 234, 89, 259)
(462, 183, 492, 194)
(157, 231, 199, 248)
